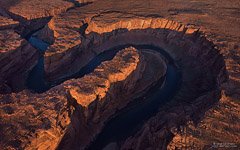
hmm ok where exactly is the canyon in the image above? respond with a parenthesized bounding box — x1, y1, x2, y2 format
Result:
(0, 16, 39, 93)
(0, 0, 239, 150)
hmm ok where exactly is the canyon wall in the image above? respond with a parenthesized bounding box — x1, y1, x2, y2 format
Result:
(0, 0, 74, 38)
(0, 87, 72, 150)
(58, 46, 167, 149)
(44, 17, 185, 81)
(0, 19, 39, 93)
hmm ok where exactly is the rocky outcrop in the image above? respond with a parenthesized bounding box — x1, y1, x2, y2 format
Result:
(0, 86, 72, 150)
(40, 10, 228, 149)
(2, 0, 74, 20)
(57, 46, 167, 149)
(67, 47, 144, 107)
(120, 89, 223, 150)
(0, 16, 19, 30)
(0, 27, 39, 93)
(0, 0, 74, 37)
(166, 92, 240, 149)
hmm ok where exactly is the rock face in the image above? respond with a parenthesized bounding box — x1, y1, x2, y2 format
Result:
(67, 47, 143, 107)
(58, 46, 167, 149)
(0, 0, 74, 37)
(166, 92, 240, 150)
(0, 21, 39, 93)
(0, 16, 19, 30)
(0, 88, 72, 150)
(44, 16, 185, 81)
(6, 0, 73, 20)
(31, 25, 55, 44)
(120, 90, 223, 150)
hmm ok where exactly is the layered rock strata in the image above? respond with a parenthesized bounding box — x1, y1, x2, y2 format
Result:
(0, 88, 72, 150)
(0, 0, 74, 37)
(5, 0, 73, 20)
(44, 17, 181, 81)
(0, 46, 166, 149)
(58, 46, 167, 149)
(120, 89, 223, 149)
(166, 92, 240, 149)
(0, 16, 19, 30)
(67, 47, 145, 108)
(0, 22, 39, 93)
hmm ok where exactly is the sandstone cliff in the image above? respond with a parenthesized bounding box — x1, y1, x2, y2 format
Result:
(0, 16, 19, 30)
(44, 16, 187, 81)
(57, 46, 167, 149)
(0, 20, 39, 93)
(0, 87, 72, 150)
(0, 0, 74, 38)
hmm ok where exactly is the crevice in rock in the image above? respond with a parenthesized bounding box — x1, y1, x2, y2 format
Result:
(4, 9, 52, 39)
(78, 23, 89, 38)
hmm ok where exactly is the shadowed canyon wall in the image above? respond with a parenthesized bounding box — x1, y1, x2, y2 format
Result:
(0, 16, 39, 93)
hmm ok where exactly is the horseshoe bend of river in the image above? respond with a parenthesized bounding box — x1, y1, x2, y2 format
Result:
(26, 36, 182, 150)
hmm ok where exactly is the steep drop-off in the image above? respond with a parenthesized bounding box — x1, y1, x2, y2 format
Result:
(0, 20, 39, 93)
